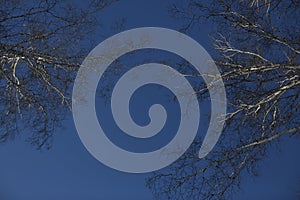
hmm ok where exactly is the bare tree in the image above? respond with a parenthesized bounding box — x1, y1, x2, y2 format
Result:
(147, 0, 300, 199)
(0, 0, 116, 149)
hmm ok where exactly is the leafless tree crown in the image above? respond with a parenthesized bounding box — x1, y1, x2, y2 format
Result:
(0, 0, 115, 149)
(148, 0, 300, 199)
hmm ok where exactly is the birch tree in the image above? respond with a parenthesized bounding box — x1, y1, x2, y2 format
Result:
(0, 0, 116, 149)
(148, 0, 300, 199)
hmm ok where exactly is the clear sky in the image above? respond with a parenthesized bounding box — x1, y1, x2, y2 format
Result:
(0, 0, 299, 199)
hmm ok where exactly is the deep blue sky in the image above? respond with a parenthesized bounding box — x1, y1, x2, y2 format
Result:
(0, 0, 299, 199)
